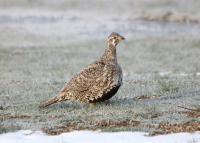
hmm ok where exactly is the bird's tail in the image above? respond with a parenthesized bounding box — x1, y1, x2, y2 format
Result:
(39, 95, 59, 108)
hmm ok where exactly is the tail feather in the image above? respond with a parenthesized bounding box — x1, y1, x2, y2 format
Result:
(39, 96, 59, 108)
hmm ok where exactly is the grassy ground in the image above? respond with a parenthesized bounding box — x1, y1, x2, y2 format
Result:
(0, 0, 200, 135)
(1, 33, 200, 134)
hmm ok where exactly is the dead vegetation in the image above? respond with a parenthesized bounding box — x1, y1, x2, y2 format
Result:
(177, 111, 200, 118)
(43, 120, 140, 135)
(150, 122, 200, 136)
(138, 12, 200, 23)
(42, 119, 200, 136)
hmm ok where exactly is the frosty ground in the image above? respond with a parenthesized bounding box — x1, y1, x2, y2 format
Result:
(0, 0, 200, 142)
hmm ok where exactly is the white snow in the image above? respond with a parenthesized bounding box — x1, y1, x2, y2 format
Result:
(0, 130, 200, 143)
(159, 72, 200, 76)
(159, 72, 171, 76)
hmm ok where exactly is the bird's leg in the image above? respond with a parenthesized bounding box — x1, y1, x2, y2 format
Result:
(104, 100, 110, 103)
(100, 100, 110, 104)
(89, 103, 95, 107)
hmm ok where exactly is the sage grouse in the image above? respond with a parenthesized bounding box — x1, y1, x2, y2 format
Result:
(39, 32, 125, 108)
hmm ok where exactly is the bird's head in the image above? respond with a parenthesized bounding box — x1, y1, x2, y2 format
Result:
(107, 32, 125, 46)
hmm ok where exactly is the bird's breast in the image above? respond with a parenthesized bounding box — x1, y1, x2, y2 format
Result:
(112, 64, 123, 86)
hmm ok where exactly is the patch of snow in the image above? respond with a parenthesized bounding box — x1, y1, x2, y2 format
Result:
(159, 72, 200, 76)
(0, 130, 200, 143)
(180, 73, 188, 76)
(196, 72, 200, 75)
(159, 72, 171, 76)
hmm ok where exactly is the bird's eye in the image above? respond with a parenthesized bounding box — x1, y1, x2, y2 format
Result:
(114, 37, 116, 39)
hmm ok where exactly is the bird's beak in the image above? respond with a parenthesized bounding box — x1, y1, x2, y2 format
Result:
(119, 36, 125, 40)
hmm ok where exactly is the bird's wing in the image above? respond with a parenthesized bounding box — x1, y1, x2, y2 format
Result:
(61, 60, 106, 92)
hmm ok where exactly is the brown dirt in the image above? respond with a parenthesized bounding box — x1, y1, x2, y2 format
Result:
(7, 114, 64, 119)
(138, 12, 200, 23)
(12, 52, 21, 56)
(177, 111, 200, 118)
(135, 95, 163, 101)
(25, 132, 34, 136)
(48, 115, 63, 119)
(5, 113, 200, 136)
(128, 80, 140, 84)
(43, 119, 200, 136)
(150, 122, 200, 136)
(8, 115, 31, 119)
(43, 120, 140, 135)
(10, 80, 26, 83)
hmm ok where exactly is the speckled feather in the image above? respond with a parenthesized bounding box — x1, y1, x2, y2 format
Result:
(39, 32, 125, 108)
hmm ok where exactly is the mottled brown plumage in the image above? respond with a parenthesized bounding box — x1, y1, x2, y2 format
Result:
(39, 32, 125, 108)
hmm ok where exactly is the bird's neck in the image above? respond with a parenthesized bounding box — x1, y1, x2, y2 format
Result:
(102, 42, 117, 62)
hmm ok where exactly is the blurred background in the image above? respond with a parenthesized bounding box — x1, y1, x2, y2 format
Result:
(1, 0, 200, 43)
(1, 0, 200, 75)
(1, 0, 200, 80)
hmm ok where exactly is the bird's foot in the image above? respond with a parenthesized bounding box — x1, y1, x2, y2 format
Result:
(100, 100, 110, 104)
(104, 100, 110, 103)
(89, 103, 95, 107)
